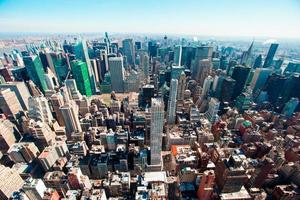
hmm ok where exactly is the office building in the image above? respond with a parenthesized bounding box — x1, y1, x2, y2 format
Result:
(167, 79, 178, 124)
(60, 102, 82, 137)
(150, 98, 164, 166)
(28, 96, 53, 124)
(109, 57, 125, 93)
(250, 68, 272, 93)
(174, 45, 182, 66)
(50, 93, 65, 126)
(0, 88, 23, 119)
(71, 60, 92, 97)
(0, 119, 19, 153)
(177, 71, 186, 101)
(0, 165, 24, 200)
(201, 76, 213, 98)
(74, 40, 96, 93)
(23, 178, 47, 200)
(282, 98, 299, 117)
(231, 65, 251, 100)
(253, 54, 262, 69)
(263, 43, 279, 68)
(122, 39, 135, 66)
(0, 81, 31, 110)
(8, 142, 39, 163)
(23, 56, 48, 93)
(206, 97, 220, 123)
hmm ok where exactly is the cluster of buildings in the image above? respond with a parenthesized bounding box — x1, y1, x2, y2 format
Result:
(0, 33, 299, 199)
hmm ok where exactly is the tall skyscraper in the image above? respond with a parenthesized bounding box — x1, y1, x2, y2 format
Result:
(240, 41, 253, 65)
(50, 93, 65, 126)
(253, 54, 262, 69)
(0, 88, 23, 119)
(196, 59, 212, 86)
(74, 40, 96, 93)
(194, 46, 213, 61)
(263, 43, 279, 68)
(28, 96, 54, 124)
(60, 102, 82, 138)
(220, 77, 236, 102)
(265, 73, 287, 103)
(122, 39, 135, 66)
(201, 76, 214, 98)
(174, 45, 182, 66)
(177, 71, 186, 101)
(231, 65, 251, 100)
(71, 60, 92, 97)
(141, 54, 150, 81)
(150, 98, 164, 166)
(206, 97, 220, 123)
(0, 82, 31, 110)
(109, 57, 125, 93)
(65, 79, 83, 101)
(167, 79, 178, 124)
(250, 68, 272, 93)
(23, 56, 48, 93)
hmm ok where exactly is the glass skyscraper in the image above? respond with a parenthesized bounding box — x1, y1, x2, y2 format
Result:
(23, 55, 48, 93)
(71, 60, 92, 97)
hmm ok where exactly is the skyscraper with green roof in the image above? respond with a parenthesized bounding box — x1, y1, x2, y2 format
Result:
(71, 60, 92, 97)
(23, 55, 48, 93)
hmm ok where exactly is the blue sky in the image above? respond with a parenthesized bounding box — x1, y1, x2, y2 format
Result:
(0, 0, 300, 38)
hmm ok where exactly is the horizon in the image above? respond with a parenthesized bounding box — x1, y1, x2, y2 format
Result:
(1, 0, 300, 39)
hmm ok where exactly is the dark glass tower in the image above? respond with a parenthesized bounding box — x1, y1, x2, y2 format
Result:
(263, 43, 279, 68)
(231, 65, 251, 100)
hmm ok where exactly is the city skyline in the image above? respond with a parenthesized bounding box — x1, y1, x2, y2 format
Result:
(1, 0, 300, 39)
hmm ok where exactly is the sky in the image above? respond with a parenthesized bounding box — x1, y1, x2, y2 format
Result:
(0, 0, 300, 38)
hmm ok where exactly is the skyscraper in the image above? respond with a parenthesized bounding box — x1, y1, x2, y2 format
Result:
(263, 43, 279, 68)
(231, 65, 251, 100)
(250, 68, 272, 93)
(194, 46, 213, 61)
(174, 45, 182, 66)
(50, 93, 65, 126)
(196, 59, 212, 86)
(0, 88, 23, 119)
(206, 97, 220, 123)
(74, 40, 96, 93)
(201, 76, 213, 98)
(150, 98, 164, 166)
(0, 82, 31, 110)
(220, 77, 236, 102)
(141, 54, 150, 81)
(253, 54, 262, 69)
(177, 71, 186, 101)
(240, 41, 253, 65)
(60, 102, 82, 138)
(109, 57, 125, 93)
(23, 56, 48, 93)
(0, 119, 19, 153)
(167, 79, 178, 124)
(71, 60, 92, 97)
(122, 39, 135, 66)
(265, 73, 287, 103)
(28, 96, 54, 124)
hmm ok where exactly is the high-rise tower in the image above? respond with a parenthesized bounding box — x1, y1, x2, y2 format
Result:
(167, 79, 178, 124)
(150, 98, 164, 166)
